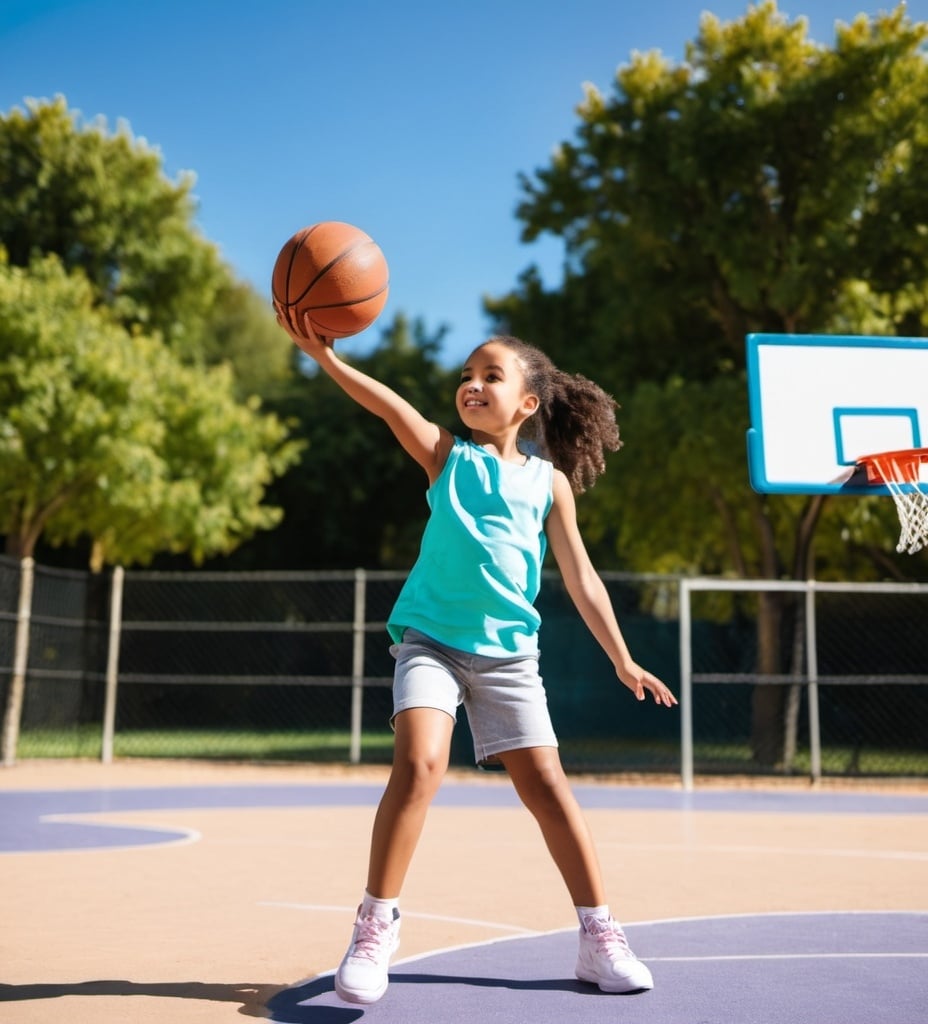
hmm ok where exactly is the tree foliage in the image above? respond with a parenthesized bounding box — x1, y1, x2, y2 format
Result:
(0, 96, 303, 567)
(202, 277, 294, 395)
(0, 96, 229, 354)
(0, 253, 302, 569)
(488, 2, 928, 580)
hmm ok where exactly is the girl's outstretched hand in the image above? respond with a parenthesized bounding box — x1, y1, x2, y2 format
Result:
(274, 303, 333, 360)
(617, 662, 678, 707)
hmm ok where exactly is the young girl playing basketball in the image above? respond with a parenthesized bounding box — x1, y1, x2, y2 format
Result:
(276, 310, 678, 1004)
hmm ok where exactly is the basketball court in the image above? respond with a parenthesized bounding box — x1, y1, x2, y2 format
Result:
(2, 331, 926, 1023)
(2, 759, 926, 1024)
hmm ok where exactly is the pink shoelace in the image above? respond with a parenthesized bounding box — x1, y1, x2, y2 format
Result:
(349, 913, 395, 962)
(583, 916, 636, 960)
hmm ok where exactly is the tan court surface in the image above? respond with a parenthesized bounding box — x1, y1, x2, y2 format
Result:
(2, 759, 926, 1024)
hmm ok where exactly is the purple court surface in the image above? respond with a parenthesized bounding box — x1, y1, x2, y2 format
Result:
(269, 911, 927, 1024)
(3, 782, 927, 854)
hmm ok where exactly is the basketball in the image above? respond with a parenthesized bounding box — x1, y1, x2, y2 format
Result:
(272, 221, 389, 340)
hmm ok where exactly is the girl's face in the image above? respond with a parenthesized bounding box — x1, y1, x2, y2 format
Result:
(456, 342, 538, 431)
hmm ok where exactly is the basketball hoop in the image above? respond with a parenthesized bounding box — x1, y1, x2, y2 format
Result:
(856, 448, 928, 555)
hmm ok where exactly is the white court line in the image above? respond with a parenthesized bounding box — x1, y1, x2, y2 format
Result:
(630, 907, 928, 925)
(649, 952, 928, 962)
(258, 901, 540, 934)
(34, 813, 202, 853)
(599, 841, 928, 862)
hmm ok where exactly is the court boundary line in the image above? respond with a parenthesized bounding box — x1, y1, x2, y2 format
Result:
(259, 901, 541, 934)
(649, 952, 928, 962)
(36, 813, 201, 853)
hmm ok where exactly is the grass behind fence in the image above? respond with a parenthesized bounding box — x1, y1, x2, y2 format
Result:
(15, 728, 396, 763)
(12, 728, 928, 776)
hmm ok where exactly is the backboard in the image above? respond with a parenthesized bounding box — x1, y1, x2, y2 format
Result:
(746, 333, 928, 496)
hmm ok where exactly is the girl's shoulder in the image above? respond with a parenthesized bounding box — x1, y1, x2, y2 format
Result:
(550, 466, 574, 504)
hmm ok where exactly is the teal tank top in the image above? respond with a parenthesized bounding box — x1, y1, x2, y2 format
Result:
(387, 438, 554, 657)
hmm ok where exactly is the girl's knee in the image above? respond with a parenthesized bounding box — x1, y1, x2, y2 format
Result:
(387, 748, 448, 805)
(389, 708, 453, 796)
(505, 750, 573, 815)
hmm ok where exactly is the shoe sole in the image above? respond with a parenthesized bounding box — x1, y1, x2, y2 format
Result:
(576, 963, 654, 993)
(334, 977, 389, 1004)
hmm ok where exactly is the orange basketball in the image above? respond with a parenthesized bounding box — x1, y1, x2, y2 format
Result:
(271, 221, 389, 340)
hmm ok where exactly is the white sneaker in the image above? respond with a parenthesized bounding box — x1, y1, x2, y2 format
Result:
(334, 906, 401, 1004)
(575, 914, 654, 993)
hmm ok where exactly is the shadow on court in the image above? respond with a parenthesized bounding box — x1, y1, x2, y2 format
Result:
(267, 972, 625, 1024)
(0, 979, 282, 1019)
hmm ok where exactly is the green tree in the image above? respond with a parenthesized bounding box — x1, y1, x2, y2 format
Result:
(0, 254, 302, 569)
(488, 2, 928, 764)
(497, 3, 928, 382)
(0, 96, 227, 353)
(0, 95, 292, 394)
(492, 0, 928, 581)
(202, 277, 294, 395)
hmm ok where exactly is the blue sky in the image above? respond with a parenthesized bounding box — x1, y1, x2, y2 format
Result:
(2, 0, 921, 366)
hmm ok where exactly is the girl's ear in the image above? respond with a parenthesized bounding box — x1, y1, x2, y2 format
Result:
(521, 393, 540, 417)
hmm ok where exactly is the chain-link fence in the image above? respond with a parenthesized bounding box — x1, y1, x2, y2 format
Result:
(679, 578, 928, 784)
(1, 555, 926, 781)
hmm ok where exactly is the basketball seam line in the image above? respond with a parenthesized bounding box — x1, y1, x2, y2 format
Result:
(289, 238, 378, 306)
(304, 281, 390, 311)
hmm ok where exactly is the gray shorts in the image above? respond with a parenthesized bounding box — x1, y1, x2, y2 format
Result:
(390, 628, 558, 766)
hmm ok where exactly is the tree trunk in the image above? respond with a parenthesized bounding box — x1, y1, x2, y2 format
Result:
(750, 591, 786, 766)
(4, 532, 33, 559)
(749, 496, 827, 769)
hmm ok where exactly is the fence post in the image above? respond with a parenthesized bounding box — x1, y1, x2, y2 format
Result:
(805, 580, 822, 783)
(679, 577, 694, 791)
(1, 557, 35, 768)
(349, 568, 367, 765)
(101, 566, 125, 764)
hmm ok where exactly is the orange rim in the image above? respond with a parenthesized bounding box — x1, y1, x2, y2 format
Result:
(856, 447, 928, 486)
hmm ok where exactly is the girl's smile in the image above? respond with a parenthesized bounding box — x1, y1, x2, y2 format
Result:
(456, 343, 535, 428)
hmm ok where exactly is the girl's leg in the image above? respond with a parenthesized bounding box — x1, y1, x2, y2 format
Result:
(497, 745, 654, 993)
(337, 707, 452, 1005)
(497, 745, 605, 907)
(365, 706, 455, 898)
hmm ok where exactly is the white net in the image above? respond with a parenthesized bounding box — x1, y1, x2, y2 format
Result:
(876, 452, 928, 555)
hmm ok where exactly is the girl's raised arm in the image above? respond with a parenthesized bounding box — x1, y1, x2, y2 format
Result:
(278, 309, 453, 483)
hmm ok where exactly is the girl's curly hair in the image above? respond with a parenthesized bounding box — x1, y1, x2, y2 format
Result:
(484, 335, 622, 493)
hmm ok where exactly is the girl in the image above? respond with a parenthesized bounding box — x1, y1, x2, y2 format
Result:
(276, 310, 677, 1004)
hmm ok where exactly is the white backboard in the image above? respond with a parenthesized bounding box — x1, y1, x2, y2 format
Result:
(746, 333, 928, 494)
